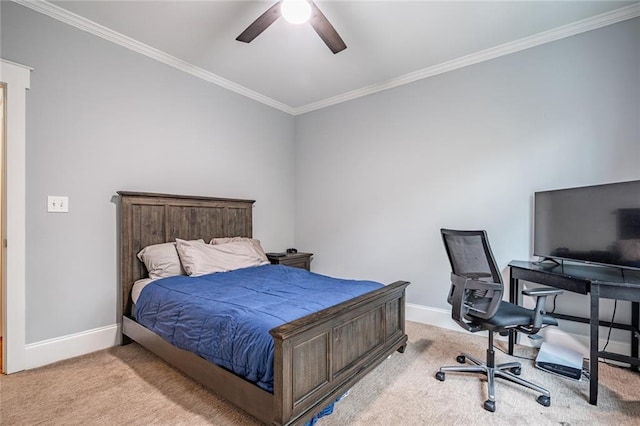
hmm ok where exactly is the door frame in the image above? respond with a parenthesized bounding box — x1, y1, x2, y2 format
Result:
(0, 59, 31, 374)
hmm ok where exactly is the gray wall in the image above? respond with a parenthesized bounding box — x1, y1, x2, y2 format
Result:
(294, 18, 640, 323)
(1, 2, 296, 343)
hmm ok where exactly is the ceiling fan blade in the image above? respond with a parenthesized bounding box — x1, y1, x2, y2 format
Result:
(309, 1, 346, 54)
(236, 2, 282, 43)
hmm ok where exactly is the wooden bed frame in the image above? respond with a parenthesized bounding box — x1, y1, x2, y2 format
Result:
(117, 191, 409, 426)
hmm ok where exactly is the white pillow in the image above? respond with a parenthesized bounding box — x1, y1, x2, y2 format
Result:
(176, 238, 270, 276)
(210, 236, 268, 262)
(137, 242, 186, 279)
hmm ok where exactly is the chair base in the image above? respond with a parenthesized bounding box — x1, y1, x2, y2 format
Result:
(435, 349, 551, 412)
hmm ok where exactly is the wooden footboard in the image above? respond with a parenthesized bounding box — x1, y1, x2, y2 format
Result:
(271, 280, 409, 425)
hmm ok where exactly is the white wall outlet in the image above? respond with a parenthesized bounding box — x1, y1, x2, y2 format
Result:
(47, 196, 69, 213)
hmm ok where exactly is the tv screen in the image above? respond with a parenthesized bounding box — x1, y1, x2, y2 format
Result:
(534, 180, 640, 270)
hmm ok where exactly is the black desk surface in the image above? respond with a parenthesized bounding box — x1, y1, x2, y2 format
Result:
(509, 260, 640, 288)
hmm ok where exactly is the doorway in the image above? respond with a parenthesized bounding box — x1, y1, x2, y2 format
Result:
(1, 59, 30, 374)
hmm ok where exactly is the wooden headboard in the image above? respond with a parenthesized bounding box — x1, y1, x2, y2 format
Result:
(117, 191, 255, 317)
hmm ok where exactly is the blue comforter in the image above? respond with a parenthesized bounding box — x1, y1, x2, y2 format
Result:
(134, 264, 383, 392)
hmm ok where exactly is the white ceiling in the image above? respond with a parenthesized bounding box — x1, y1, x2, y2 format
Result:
(28, 1, 640, 114)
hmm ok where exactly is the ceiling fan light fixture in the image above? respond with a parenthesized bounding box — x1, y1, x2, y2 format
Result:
(281, 0, 312, 24)
(237, 0, 346, 54)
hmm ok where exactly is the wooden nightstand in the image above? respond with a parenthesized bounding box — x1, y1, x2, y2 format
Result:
(267, 252, 313, 271)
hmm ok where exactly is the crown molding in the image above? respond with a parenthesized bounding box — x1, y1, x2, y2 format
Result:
(12, 1, 640, 117)
(293, 3, 640, 115)
(0, 58, 34, 72)
(12, 0, 296, 115)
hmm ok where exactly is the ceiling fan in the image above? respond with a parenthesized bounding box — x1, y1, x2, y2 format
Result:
(236, 0, 347, 54)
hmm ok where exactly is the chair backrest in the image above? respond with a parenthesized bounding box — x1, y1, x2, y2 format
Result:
(441, 229, 503, 327)
(441, 229, 502, 284)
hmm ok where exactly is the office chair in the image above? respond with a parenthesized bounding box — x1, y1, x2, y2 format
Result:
(435, 229, 563, 412)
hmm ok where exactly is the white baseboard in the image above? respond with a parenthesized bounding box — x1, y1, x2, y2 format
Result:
(406, 302, 460, 332)
(25, 324, 121, 370)
(406, 303, 631, 359)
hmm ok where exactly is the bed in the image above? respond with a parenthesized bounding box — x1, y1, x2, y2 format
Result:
(117, 191, 410, 425)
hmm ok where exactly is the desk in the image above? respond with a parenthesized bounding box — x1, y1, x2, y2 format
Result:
(508, 260, 640, 405)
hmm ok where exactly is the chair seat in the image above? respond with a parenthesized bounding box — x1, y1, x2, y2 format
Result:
(470, 301, 558, 331)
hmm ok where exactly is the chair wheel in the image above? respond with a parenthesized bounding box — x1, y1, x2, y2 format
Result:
(456, 355, 466, 364)
(435, 371, 445, 381)
(483, 400, 496, 412)
(537, 395, 551, 407)
(510, 367, 522, 375)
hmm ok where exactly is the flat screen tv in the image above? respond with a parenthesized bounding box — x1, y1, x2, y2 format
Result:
(534, 180, 640, 271)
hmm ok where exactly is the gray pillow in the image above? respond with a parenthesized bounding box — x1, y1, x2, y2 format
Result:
(176, 238, 269, 276)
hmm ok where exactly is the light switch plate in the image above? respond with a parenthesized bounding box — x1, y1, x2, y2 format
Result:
(47, 196, 69, 213)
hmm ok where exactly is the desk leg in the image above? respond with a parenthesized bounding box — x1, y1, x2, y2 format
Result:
(633, 301, 639, 373)
(589, 285, 599, 405)
(508, 273, 518, 355)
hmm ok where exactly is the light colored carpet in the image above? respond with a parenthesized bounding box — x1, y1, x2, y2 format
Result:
(1, 321, 638, 425)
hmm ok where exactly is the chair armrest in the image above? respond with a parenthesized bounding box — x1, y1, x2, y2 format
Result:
(522, 287, 563, 297)
(521, 287, 563, 330)
(448, 273, 502, 330)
